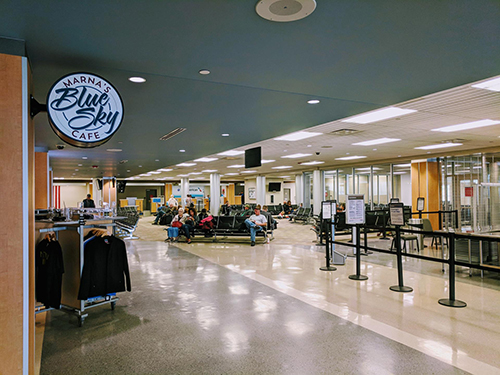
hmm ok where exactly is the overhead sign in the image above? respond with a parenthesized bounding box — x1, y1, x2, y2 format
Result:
(47, 72, 124, 148)
(346, 195, 365, 224)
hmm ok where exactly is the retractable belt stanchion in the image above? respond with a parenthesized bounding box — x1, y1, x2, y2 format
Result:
(438, 232, 467, 307)
(320, 216, 337, 272)
(389, 226, 413, 292)
(349, 224, 368, 280)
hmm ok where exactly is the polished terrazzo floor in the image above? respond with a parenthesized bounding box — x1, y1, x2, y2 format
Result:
(37, 217, 500, 374)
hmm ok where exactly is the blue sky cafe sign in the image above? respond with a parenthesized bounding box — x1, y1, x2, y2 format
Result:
(47, 72, 124, 148)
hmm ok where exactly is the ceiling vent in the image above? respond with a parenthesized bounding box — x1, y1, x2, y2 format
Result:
(256, 0, 316, 22)
(329, 129, 362, 136)
(160, 128, 186, 141)
(119, 159, 128, 164)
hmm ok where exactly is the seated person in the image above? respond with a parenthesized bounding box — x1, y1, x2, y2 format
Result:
(261, 205, 276, 229)
(152, 204, 167, 225)
(244, 205, 267, 247)
(167, 208, 188, 242)
(181, 207, 198, 244)
(198, 208, 209, 222)
(241, 205, 254, 217)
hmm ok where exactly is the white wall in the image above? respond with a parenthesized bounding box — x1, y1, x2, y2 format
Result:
(55, 182, 89, 208)
(400, 174, 412, 206)
(283, 182, 296, 204)
(245, 179, 257, 203)
(266, 179, 284, 205)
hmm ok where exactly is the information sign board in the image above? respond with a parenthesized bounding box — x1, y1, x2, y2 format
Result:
(322, 201, 337, 220)
(389, 203, 405, 226)
(417, 197, 425, 211)
(346, 195, 365, 224)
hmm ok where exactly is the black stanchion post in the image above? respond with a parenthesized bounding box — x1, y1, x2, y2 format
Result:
(320, 218, 337, 272)
(390, 226, 413, 293)
(380, 211, 390, 240)
(362, 225, 372, 255)
(438, 232, 466, 307)
(438, 211, 443, 230)
(349, 224, 368, 280)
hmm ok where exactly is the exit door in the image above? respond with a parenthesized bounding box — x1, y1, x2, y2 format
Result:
(145, 189, 157, 211)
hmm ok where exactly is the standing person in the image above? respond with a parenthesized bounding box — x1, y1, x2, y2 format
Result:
(185, 194, 193, 207)
(167, 195, 178, 207)
(182, 207, 197, 244)
(83, 194, 95, 208)
(244, 205, 267, 246)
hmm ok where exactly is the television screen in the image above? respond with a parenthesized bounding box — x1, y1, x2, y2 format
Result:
(245, 147, 262, 168)
(97, 179, 103, 190)
(268, 182, 281, 192)
(117, 181, 127, 193)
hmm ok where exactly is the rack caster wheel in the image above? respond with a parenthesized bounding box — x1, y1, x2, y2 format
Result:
(78, 317, 85, 327)
(111, 301, 116, 310)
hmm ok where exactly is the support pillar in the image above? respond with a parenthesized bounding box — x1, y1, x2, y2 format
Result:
(295, 174, 303, 205)
(256, 176, 266, 206)
(210, 173, 220, 214)
(313, 169, 324, 215)
(180, 177, 189, 207)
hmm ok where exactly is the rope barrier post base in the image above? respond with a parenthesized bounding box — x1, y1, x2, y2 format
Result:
(320, 217, 337, 272)
(349, 224, 368, 281)
(438, 232, 466, 308)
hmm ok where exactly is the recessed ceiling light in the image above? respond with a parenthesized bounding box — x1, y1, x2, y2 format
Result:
(281, 153, 312, 159)
(373, 149, 377, 151)
(75, 169, 79, 171)
(189, 172, 202, 175)
(352, 138, 401, 146)
(471, 77, 500, 92)
(228, 164, 245, 168)
(307, 145, 312, 148)
(394, 164, 411, 167)
(342, 107, 417, 124)
(272, 166, 292, 169)
(221, 133, 230, 137)
(300, 161, 325, 165)
(155, 159, 160, 162)
(261, 159, 275, 163)
(431, 120, 500, 132)
(54, 177, 64, 180)
(128, 76, 146, 83)
(199, 69, 211, 75)
(224, 172, 239, 176)
(177, 174, 190, 177)
(335, 156, 367, 160)
(78, 164, 82, 166)
(158, 168, 173, 172)
(82, 156, 88, 160)
(217, 150, 244, 156)
(138, 165, 142, 167)
(393, 171, 407, 175)
(415, 143, 463, 150)
(194, 157, 218, 162)
(177, 163, 197, 167)
(106, 149, 122, 152)
(150, 171, 161, 174)
(127, 170, 131, 172)
(179, 149, 186, 153)
(355, 167, 381, 171)
(139, 173, 150, 177)
(279, 176, 290, 178)
(202, 169, 218, 173)
(241, 170, 256, 174)
(275, 131, 322, 142)
(307, 99, 320, 104)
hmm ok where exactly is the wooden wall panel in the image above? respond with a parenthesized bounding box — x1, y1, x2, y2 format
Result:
(0, 53, 34, 375)
(227, 183, 235, 205)
(35, 152, 48, 209)
(164, 183, 172, 200)
(427, 162, 440, 229)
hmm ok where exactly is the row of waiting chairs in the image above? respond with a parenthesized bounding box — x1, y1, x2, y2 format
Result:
(116, 207, 140, 239)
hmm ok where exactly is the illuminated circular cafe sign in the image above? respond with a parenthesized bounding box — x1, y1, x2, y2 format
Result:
(47, 72, 124, 148)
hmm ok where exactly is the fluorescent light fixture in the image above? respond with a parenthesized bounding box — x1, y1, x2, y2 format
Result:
(157, 168, 173, 172)
(139, 173, 151, 177)
(307, 99, 320, 104)
(355, 167, 381, 171)
(472, 77, 500, 92)
(177, 174, 190, 177)
(335, 156, 367, 160)
(342, 107, 417, 124)
(125, 177, 135, 180)
(272, 166, 292, 169)
(228, 164, 245, 168)
(352, 138, 401, 146)
(194, 157, 218, 162)
(199, 69, 210, 75)
(189, 172, 202, 175)
(179, 149, 186, 153)
(431, 119, 500, 132)
(394, 164, 411, 167)
(281, 153, 312, 159)
(128, 76, 146, 83)
(221, 133, 229, 137)
(82, 156, 88, 159)
(224, 173, 239, 176)
(261, 159, 275, 164)
(217, 150, 245, 156)
(241, 170, 256, 173)
(275, 131, 322, 142)
(202, 169, 218, 173)
(415, 143, 463, 150)
(300, 161, 325, 166)
(150, 171, 161, 174)
(393, 171, 407, 175)
(279, 176, 290, 178)
(176, 163, 197, 167)
(54, 177, 65, 180)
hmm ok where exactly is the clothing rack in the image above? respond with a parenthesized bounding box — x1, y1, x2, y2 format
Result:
(35, 218, 122, 326)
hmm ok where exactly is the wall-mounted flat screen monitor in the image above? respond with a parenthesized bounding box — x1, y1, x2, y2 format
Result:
(245, 147, 262, 168)
(268, 182, 281, 192)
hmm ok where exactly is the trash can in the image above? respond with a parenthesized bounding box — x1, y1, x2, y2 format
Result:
(408, 218, 424, 249)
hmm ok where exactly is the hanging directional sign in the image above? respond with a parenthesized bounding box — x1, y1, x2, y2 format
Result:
(46, 72, 124, 148)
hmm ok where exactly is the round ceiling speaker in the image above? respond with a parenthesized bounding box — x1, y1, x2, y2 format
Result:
(256, 0, 316, 22)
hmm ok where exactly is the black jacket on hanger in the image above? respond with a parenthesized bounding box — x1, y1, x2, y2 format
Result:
(78, 235, 131, 300)
(36, 239, 64, 309)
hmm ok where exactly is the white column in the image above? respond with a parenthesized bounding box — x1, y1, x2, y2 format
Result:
(210, 173, 220, 215)
(295, 174, 303, 205)
(92, 178, 102, 207)
(313, 169, 324, 215)
(256, 176, 266, 206)
(180, 177, 189, 207)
